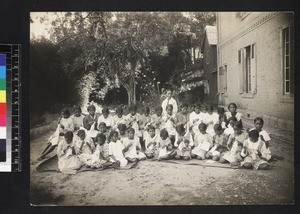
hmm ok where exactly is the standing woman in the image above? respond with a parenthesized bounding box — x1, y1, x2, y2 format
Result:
(161, 89, 178, 117)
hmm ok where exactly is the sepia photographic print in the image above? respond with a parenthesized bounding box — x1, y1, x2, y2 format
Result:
(30, 12, 294, 206)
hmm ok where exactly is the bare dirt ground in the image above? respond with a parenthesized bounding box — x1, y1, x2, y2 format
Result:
(30, 131, 294, 206)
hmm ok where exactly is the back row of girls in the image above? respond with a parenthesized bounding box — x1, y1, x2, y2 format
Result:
(37, 102, 272, 172)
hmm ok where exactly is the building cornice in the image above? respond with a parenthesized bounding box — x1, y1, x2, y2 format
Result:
(219, 12, 279, 49)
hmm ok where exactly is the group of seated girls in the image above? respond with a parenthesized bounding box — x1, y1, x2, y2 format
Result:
(37, 102, 273, 174)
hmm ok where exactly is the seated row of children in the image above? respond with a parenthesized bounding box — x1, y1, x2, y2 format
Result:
(38, 102, 272, 173)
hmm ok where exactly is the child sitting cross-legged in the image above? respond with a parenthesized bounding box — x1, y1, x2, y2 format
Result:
(157, 129, 177, 161)
(57, 131, 82, 174)
(174, 124, 193, 160)
(206, 124, 229, 161)
(122, 128, 146, 163)
(240, 129, 271, 170)
(144, 125, 159, 159)
(220, 121, 248, 166)
(108, 131, 128, 167)
(78, 133, 111, 169)
(191, 123, 213, 160)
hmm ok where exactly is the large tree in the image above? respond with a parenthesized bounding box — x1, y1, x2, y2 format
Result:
(35, 12, 216, 105)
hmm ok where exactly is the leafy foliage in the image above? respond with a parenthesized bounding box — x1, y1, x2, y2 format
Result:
(31, 12, 216, 109)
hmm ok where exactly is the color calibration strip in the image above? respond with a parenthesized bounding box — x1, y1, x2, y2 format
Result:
(0, 54, 6, 164)
(0, 44, 21, 172)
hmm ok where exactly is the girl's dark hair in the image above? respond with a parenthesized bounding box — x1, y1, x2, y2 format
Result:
(96, 133, 106, 142)
(160, 129, 169, 138)
(166, 104, 173, 110)
(87, 105, 96, 112)
(127, 127, 135, 134)
(201, 104, 208, 110)
(156, 106, 163, 112)
(109, 130, 119, 139)
(249, 129, 259, 140)
(74, 106, 82, 112)
(77, 129, 86, 136)
(117, 123, 127, 131)
(176, 124, 185, 134)
(195, 103, 201, 109)
(116, 107, 123, 115)
(233, 121, 243, 129)
(228, 117, 238, 122)
(102, 107, 109, 114)
(254, 117, 264, 125)
(148, 125, 155, 131)
(144, 107, 150, 114)
(64, 131, 73, 141)
(208, 105, 214, 111)
(128, 105, 137, 112)
(61, 108, 70, 117)
(228, 103, 237, 110)
(99, 122, 107, 128)
(213, 124, 222, 132)
(217, 107, 225, 115)
(198, 122, 207, 130)
(180, 103, 188, 109)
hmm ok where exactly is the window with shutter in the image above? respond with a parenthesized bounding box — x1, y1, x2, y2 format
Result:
(283, 26, 294, 95)
(238, 44, 257, 95)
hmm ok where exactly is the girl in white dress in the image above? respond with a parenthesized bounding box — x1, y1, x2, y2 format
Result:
(122, 128, 146, 162)
(125, 105, 141, 138)
(163, 104, 177, 146)
(144, 125, 160, 159)
(157, 129, 177, 160)
(57, 131, 82, 174)
(189, 103, 205, 136)
(224, 103, 243, 123)
(71, 106, 85, 131)
(241, 129, 271, 170)
(37, 108, 74, 161)
(174, 124, 193, 160)
(73, 129, 95, 155)
(191, 123, 213, 160)
(150, 106, 164, 136)
(224, 117, 237, 136)
(97, 107, 114, 130)
(113, 107, 126, 130)
(108, 131, 128, 167)
(203, 105, 219, 137)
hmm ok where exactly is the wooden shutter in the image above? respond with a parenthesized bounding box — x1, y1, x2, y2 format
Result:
(219, 66, 224, 93)
(250, 44, 257, 94)
(238, 49, 244, 93)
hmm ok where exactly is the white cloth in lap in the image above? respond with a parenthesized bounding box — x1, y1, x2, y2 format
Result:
(158, 137, 172, 157)
(108, 140, 128, 167)
(241, 138, 271, 169)
(123, 137, 146, 159)
(192, 132, 213, 158)
(145, 134, 159, 150)
(163, 114, 177, 136)
(57, 140, 81, 173)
